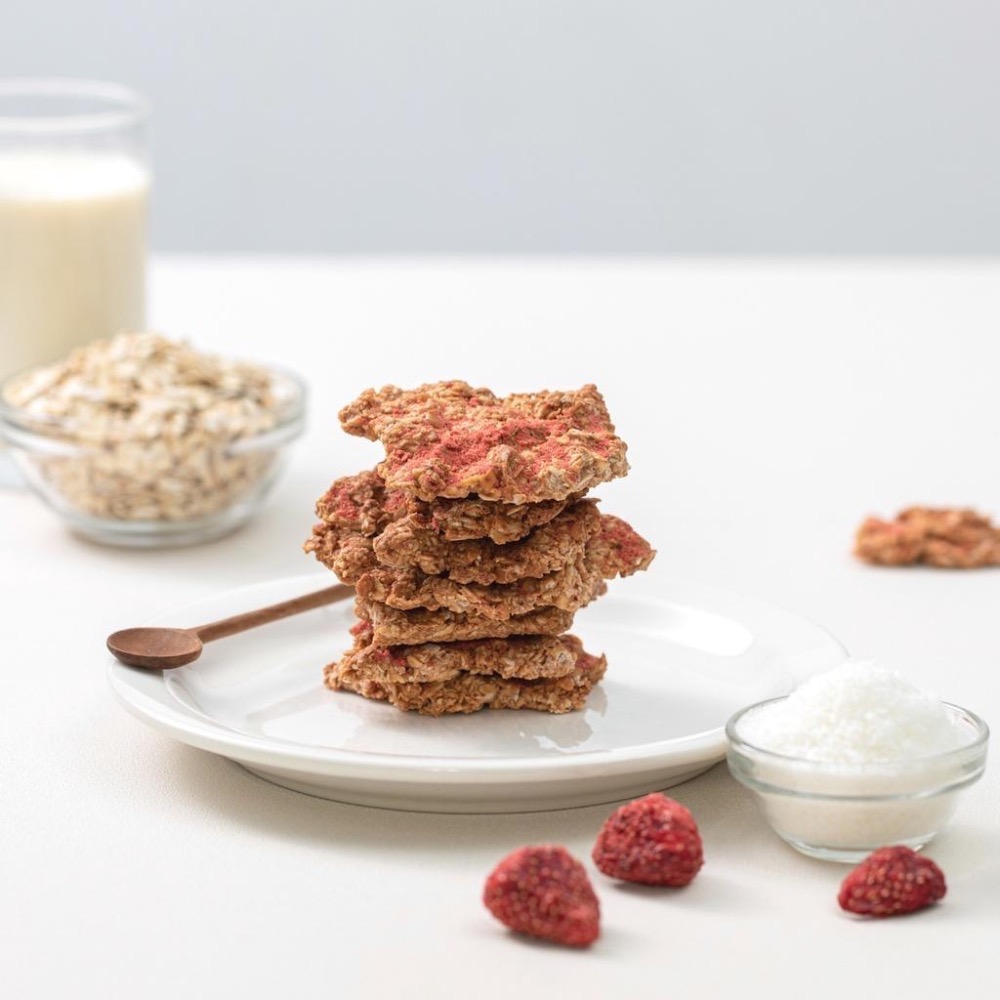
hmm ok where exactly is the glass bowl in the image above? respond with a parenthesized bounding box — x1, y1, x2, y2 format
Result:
(0, 365, 306, 547)
(726, 698, 989, 862)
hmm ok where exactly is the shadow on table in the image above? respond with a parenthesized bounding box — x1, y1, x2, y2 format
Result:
(168, 742, 623, 852)
(158, 739, 1000, 913)
(162, 745, 852, 916)
(163, 742, 754, 857)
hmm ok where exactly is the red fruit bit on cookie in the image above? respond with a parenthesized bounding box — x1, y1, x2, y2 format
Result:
(483, 845, 600, 948)
(592, 793, 704, 887)
(838, 846, 947, 918)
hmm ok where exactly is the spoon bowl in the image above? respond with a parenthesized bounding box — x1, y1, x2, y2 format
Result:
(107, 627, 203, 669)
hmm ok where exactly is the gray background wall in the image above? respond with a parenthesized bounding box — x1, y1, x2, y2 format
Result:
(3, 0, 998, 253)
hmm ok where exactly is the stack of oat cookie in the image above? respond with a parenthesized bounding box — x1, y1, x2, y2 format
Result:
(305, 381, 654, 715)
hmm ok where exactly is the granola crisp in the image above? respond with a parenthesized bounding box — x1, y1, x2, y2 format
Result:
(855, 506, 1000, 568)
(325, 636, 608, 715)
(372, 500, 602, 584)
(306, 499, 604, 586)
(356, 596, 575, 645)
(354, 554, 606, 620)
(309, 381, 653, 714)
(338, 381, 629, 502)
(334, 627, 583, 683)
(314, 468, 578, 544)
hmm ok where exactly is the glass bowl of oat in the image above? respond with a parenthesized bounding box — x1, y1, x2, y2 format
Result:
(0, 332, 306, 546)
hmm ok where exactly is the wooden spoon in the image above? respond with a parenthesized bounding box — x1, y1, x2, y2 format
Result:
(107, 583, 352, 669)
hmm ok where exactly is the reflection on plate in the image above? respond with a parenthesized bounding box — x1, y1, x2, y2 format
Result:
(108, 573, 846, 813)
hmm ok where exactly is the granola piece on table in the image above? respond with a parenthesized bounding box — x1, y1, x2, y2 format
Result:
(855, 506, 1000, 568)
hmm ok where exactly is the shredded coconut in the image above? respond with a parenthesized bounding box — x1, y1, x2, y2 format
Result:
(739, 661, 971, 763)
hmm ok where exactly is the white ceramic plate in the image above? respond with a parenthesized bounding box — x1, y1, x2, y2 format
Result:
(108, 573, 846, 813)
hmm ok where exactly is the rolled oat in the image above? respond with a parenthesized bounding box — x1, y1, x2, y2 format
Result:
(3, 332, 295, 522)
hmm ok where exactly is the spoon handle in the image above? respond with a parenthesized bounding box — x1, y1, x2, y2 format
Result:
(194, 583, 352, 644)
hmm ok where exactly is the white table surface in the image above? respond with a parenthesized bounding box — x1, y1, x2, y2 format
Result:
(3, 256, 998, 999)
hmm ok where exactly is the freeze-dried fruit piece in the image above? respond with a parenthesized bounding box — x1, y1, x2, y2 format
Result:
(855, 506, 1000, 568)
(483, 845, 600, 947)
(838, 846, 947, 917)
(592, 793, 704, 887)
(339, 381, 629, 502)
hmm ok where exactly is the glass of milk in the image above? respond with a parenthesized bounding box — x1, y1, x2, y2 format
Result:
(0, 79, 150, 383)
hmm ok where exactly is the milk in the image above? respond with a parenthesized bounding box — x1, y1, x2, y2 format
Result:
(0, 150, 149, 382)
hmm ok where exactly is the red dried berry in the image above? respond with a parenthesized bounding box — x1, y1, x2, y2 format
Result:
(483, 845, 600, 948)
(838, 846, 947, 917)
(592, 793, 704, 887)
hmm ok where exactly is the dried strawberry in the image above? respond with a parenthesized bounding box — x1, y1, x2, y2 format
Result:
(483, 845, 600, 947)
(838, 846, 947, 917)
(592, 793, 704, 887)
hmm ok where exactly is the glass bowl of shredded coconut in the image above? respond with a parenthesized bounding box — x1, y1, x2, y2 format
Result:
(726, 661, 989, 861)
(0, 332, 306, 546)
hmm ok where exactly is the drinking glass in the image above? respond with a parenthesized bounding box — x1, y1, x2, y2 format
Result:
(0, 78, 150, 383)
